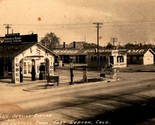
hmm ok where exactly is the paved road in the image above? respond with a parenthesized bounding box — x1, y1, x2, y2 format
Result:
(0, 71, 155, 125)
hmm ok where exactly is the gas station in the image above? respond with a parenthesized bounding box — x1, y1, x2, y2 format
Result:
(0, 33, 57, 84)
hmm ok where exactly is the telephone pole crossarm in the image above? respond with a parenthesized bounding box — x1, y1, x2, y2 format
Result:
(3, 24, 12, 34)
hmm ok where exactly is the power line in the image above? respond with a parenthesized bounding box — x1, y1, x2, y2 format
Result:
(6, 19, 155, 29)
(12, 23, 92, 27)
(2, 20, 155, 35)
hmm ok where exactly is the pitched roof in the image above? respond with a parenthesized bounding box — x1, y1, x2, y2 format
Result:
(36, 43, 58, 57)
(0, 43, 58, 58)
(53, 49, 83, 55)
(53, 49, 125, 56)
(0, 43, 36, 58)
(127, 48, 155, 55)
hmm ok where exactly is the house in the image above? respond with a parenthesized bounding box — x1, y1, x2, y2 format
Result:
(127, 48, 155, 65)
(0, 33, 57, 84)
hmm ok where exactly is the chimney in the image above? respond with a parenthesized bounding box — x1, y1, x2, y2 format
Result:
(73, 41, 76, 48)
(63, 42, 66, 48)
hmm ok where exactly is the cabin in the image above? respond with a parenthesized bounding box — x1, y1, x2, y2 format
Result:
(127, 48, 155, 65)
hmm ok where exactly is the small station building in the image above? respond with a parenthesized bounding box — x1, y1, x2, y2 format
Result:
(0, 33, 56, 84)
(87, 49, 127, 68)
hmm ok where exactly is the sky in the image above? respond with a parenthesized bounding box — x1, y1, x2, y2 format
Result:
(0, 0, 155, 45)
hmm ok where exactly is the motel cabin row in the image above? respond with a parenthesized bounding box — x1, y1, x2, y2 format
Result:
(53, 42, 155, 68)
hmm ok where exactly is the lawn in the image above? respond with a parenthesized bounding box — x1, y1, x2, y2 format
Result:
(119, 64, 155, 72)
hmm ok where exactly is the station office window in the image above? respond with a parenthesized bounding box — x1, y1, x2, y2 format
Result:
(103, 56, 106, 61)
(100, 56, 106, 62)
(28, 62, 31, 74)
(94, 56, 97, 61)
(91, 56, 97, 61)
(117, 56, 124, 63)
(100, 56, 103, 62)
(91, 56, 94, 61)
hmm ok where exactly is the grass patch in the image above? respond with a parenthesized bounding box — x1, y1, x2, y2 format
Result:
(119, 65, 155, 72)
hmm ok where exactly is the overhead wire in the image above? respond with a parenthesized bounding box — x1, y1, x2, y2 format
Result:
(2, 19, 155, 31)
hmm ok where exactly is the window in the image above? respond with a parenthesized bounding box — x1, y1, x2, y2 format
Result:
(117, 56, 124, 63)
(91, 56, 97, 61)
(103, 56, 106, 61)
(91, 56, 94, 61)
(100, 56, 103, 62)
(28, 63, 31, 74)
(23, 62, 27, 74)
(94, 56, 97, 61)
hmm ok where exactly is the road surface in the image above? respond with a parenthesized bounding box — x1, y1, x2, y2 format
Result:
(0, 71, 155, 125)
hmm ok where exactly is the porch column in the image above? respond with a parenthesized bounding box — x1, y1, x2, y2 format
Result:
(12, 58, 20, 84)
(124, 55, 127, 67)
(107, 56, 110, 64)
(113, 56, 117, 66)
(48, 57, 54, 76)
(12, 58, 15, 83)
(20, 59, 23, 82)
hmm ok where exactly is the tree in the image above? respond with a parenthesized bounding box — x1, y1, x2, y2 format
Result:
(124, 42, 155, 49)
(84, 42, 97, 49)
(124, 43, 135, 49)
(105, 42, 113, 49)
(40, 32, 60, 49)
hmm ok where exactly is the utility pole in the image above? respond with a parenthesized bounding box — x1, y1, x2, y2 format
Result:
(111, 37, 118, 49)
(3, 24, 12, 34)
(93, 22, 103, 69)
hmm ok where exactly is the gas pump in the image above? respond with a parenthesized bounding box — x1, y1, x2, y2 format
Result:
(31, 59, 36, 81)
(39, 63, 45, 80)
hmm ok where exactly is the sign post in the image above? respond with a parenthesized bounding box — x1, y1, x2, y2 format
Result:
(83, 66, 88, 83)
(69, 59, 74, 85)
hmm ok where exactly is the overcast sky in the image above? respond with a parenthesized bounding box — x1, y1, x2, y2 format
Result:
(0, 0, 155, 45)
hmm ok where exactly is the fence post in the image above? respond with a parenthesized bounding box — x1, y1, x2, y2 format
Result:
(83, 66, 88, 83)
(69, 59, 74, 85)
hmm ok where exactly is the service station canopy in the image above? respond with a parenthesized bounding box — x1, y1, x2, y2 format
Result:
(0, 33, 56, 84)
